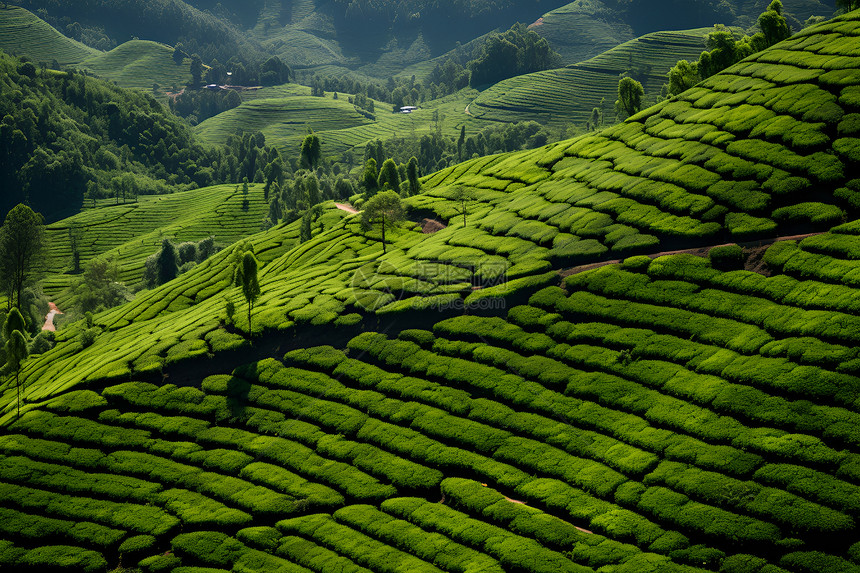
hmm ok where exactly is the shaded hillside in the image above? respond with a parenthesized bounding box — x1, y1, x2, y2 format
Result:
(467, 28, 714, 128)
(527, 0, 635, 65)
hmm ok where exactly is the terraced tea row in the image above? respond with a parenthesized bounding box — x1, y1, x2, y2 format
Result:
(40, 184, 271, 307)
(469, 28, 713, 127)
(3, 243, 860, 571)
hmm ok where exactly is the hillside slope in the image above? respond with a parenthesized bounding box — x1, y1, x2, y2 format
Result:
(468, 27, 714, 128)
(0, 5, 98, 66)
(1, 10, 859, 573)
(39, 184, 271, 310)
(7, 3, 860, 427)
(79, 40, 193, 91)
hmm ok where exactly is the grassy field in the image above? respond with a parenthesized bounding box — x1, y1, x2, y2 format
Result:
(79, 40, 193, 92)
(468, 28, 714, 129)
(1, 10, 860, 573)
(0, 5, 98, 67)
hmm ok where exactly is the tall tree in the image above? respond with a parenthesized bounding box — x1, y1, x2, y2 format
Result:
(759, 0, 791, 47)
(234, 252, 261, 335)
(4, 307, 28, 420)
(0, 204, 44, 310)
(615, 77, 645, 118)
(300, 133, 322, 169)
(362, 158, 379, 197)
(190, 54, 203, 87)
(406, 157, 420, 196)
(361, 190, 404, 254)
(837, 0, 859, 11)
(156, 238, 179, 285)
(377, 158, 400, 191)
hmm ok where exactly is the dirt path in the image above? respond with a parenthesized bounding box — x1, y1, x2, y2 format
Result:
(335, 203, 360, 214)
(560, 231, 825, 278)
(42, 303, 62, 332)
(465, 104, 473, 116)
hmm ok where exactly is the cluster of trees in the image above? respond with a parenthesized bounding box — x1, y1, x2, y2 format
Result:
(663, 0, 792, 99)
(0, 52, 282, 221)
(168, 88, 242, 124)
(468, 24, 560, 87)
(0, 204, 53, 414)
(143, 236, 218, 288)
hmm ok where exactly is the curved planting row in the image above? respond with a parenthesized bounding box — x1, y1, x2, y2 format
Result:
(2, 242, 860, 571)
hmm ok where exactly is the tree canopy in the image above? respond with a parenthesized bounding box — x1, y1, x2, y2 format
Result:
(0, 204, 44, 311)
(361, 190, 405, 254)
(616, 77, 644, 118)
(234, 251, 261, 334)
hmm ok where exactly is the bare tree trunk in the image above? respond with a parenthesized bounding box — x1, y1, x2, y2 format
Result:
(248, 300, 252, 336)
(16, 370, 20, 420)
(381, 214, 387, 254)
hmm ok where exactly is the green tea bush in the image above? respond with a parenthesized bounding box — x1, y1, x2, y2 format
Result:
(172, 531, 247, 568)
(20, 545, 108, 572)
(709, 244, 745, 270)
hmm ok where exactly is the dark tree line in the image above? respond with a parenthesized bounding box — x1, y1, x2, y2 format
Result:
(0, 51, 285, 221)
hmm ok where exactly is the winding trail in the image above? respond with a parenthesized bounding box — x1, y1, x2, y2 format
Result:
(42, 303, 62, 332)
(335, 202, 360, 214)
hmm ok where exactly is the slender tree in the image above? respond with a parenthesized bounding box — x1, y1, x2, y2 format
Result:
(234, 252, 261, 334)
(4, 308, 28, 420)
(452, 186, 476, 227)
(0, 204, 44, 310)
(300, 133, 322, 169)
(361, 190, 405, 254)
(156, 238, 179, 285)
(837, 0, 859, 11)
(406, 157, 420, 196)
(362, 158, 379, 197)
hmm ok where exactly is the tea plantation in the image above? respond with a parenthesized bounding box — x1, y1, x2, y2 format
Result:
(0, 5, 98, 67)
(40, 184, 272, 309)
(3, 239, 860, 571)
(2, 9, 860, 573)
(467, 28, 714, 128)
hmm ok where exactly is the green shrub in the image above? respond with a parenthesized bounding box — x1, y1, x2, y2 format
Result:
(709, 244, 745, 270)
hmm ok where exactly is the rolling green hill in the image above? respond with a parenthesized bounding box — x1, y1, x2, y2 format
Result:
(467, 28, 715, 129)
(79, 40, 193, 91)
(1, 8, 860, 573)
(195, 86, 481, 158)
(0, 5, 98, 67)
(0, 6, 192, 94)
